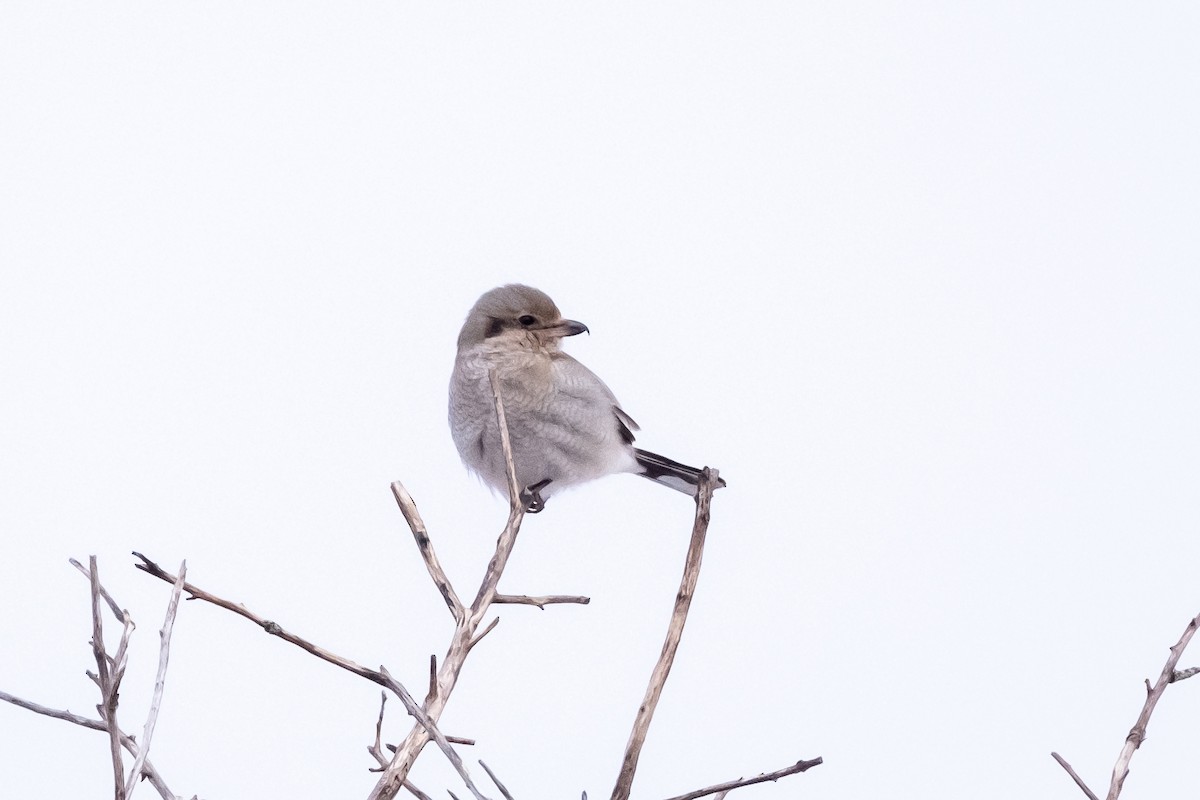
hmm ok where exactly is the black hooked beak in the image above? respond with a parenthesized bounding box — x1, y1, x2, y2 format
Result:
(540, 319, 589, 338)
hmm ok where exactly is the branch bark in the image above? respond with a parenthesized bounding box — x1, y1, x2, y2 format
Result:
(1105, 611, 1200, 800)
(610, 469, 719, 800)
(88, 555, 129, 800)
(1051, 752, 1099, 800)
(1052, 610, 1200, 800)
(662, 757, 825, 800)
(125, 561, 187, 799)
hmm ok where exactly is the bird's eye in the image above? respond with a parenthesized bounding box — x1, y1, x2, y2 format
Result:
(518, 315, 537, 327)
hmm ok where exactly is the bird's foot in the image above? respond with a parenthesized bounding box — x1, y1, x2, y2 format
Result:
(521, 479, 553, 513)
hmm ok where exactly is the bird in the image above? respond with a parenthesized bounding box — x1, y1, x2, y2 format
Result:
(448, 284, 725, 512)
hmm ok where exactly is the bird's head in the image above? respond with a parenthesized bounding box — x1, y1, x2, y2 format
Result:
(457, 284, 589, 352)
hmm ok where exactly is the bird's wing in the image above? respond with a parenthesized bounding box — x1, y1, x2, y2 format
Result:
(612, 406, 639, 445)
(551, 352, 640, 444)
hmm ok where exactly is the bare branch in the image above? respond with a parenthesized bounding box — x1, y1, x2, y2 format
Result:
(1106, 611, 1200, 800)
(1051, 752, 1100, 800)
(609, 470, 719, 800)
(369, 693, 390, 770)
(132, 553, 480, 794)
(0, 690, 178, 800)
(468, 617, 500, 651)
(489, 366, 523, 517)
(126, 561, 186, 798)
(368, 368, 529, 799)
(1171, 665, 1199, 683)
(377, 666, 492, 800)
(134, 552, 386, 686)
(403, 782, 435, 800)
(392, 481, 463, 620)
(662, 758, 824, 800)
(493, 594, 590, 609)
(479, 761, 516, 800)
(88, 556, 127, 800)
(426, 655, 439, 705)
(70, 557, 124, 619)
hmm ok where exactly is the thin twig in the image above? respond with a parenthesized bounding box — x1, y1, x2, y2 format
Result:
(662, 758, 824, 800)
(0, 691, 177, 799)
(1171, 665, 1199, 682)
(468, 617, 500, 651)
(125, 560, 186, 798)
(88, 556, 127, 800)
(392, 482, 463, 620)
(493, 594, 590, 609)
(385, 737, 475, 752)
(479, 760, 516, 800)
(134, 552, 386, 685)
(1051, 752, 1100, 800)
(426, 655, 438, 705)
(70, 557, 124, 619)
(609, 470, 719, 800)
(403, 781, 435, 800)
(1106, 611, 1200, 800)
(369, 693, 390, 769)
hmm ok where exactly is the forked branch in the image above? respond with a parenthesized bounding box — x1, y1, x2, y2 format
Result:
(1, 558, 189, 800)
(368, 367, 530, 799)
(1053, 610, 1200, 800)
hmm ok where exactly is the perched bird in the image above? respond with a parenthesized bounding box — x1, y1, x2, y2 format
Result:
(448, 284, 724, 512)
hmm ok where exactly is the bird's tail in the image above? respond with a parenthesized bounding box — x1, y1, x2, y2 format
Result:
(633, 448, 727, 496)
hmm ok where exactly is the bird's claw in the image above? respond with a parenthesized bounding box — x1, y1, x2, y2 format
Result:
(521, 479, 552, 514)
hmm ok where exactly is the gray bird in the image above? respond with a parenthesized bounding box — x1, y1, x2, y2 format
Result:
(448, 284, 725, 512)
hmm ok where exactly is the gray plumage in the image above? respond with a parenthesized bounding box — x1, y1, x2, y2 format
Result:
(448, 284, 724, 512)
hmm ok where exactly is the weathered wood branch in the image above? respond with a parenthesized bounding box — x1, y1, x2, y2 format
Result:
(1053, 610, 1200, 800)
(609, 469, 718, 800)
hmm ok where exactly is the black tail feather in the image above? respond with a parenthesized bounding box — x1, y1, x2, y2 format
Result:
(633, 448, 727, 496)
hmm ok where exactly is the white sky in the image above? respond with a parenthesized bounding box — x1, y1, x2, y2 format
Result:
(2, 3, 1199, 799)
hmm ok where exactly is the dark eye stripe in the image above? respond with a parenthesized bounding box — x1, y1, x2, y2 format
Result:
(484, 317, 505, 338)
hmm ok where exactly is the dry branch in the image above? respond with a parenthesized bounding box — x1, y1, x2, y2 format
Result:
(1052, 610, 1200, 800)
(132, 554, 481, 798)
(137, 367, 554, 800)
(125, 561, 187, 799)
(70, 557, 123, 618)
(133, 552, 384, 684)
(369, 693, 390, 770)
(663, 758, 825, 800)
(609, 469, 718, 800)
(480, 761, 516, 800)
(493, 593, 590, 609)
(1051, 752, 1100, 800)
(0, 691, 180, 800)
(391, 481, 462, 620)
(1106, 611, 1200, 799)
(368, 367, 530, 799)
(88, 556, 130, 800)
(1, 558, 190, 800)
